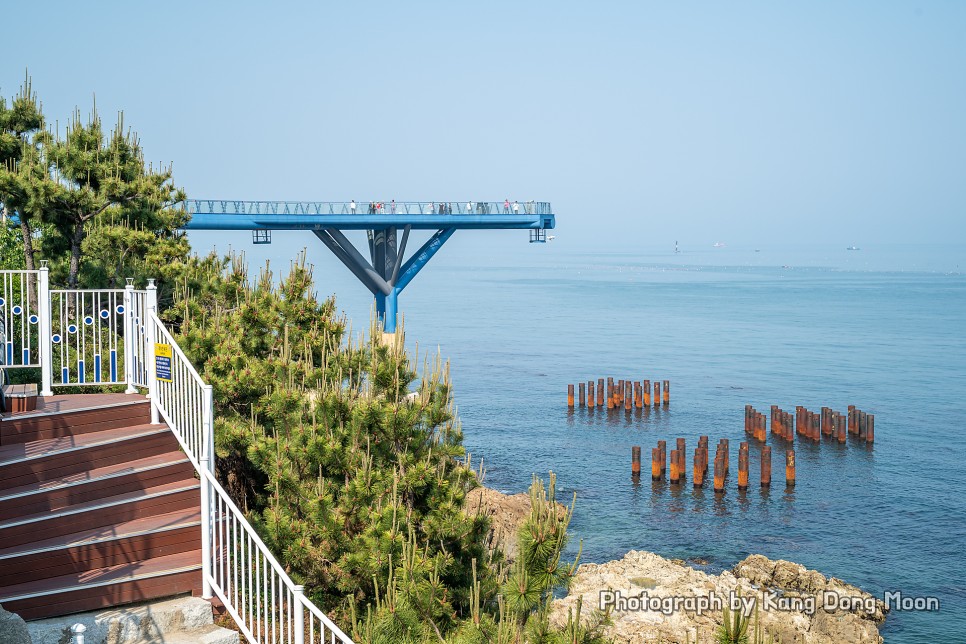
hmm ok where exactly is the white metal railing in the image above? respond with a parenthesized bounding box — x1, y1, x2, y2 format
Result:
(149, 311, 212, 469)
(0, 267, 154, 392)
(2, 267, 144, 395)
(49, 288, 128, 386)
(147, 311, 354, 644)
(125, 281, 151, 390)
(0, 269, 41, 370)
(0, 266, 353, 643)
(204, 467, 353, 644)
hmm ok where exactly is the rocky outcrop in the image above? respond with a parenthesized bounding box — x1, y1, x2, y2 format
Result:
(0, 604, 31, 644)
(25, 596, 239, 644)
(465, 486, 532, 562)
(549, 550, 886, 644)
(735, 554, 887, 624)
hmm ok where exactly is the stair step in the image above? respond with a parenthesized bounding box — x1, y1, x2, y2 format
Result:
(130, 624, 240, 644)
(0, 507, 201, 585)
(0, 450, 196, 521)
(0, 399, 150, 445)
(0, 478, 199, 549)
(0, 550, 202, 620)
(0, 424, 178, 487)
(0, 423, 169, 466)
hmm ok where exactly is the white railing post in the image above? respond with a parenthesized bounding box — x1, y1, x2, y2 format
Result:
(145, 280, 159, 424)
(199, 462, 213, 600)
(293, 585, 305, 644)
(70, 623, 86, 644)
(204, 384, 216, 475)
(38, 265, 53, 396)
(200, 384, 215, 599)
(123, 279, 137, 393)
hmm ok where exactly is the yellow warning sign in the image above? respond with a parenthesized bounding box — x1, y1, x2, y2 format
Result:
(155, 343, 173, 382)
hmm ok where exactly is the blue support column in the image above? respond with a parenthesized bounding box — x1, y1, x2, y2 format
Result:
(376, 292, 387, 320)
(395, 228, 456, 292)
(385, 289, 399, 333)
(312, 226, 455, 332)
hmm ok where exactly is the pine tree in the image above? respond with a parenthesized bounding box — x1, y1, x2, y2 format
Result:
(0, 73, 45, 270)
(38, 105, 187, 288)
(168, 252, 607, 642)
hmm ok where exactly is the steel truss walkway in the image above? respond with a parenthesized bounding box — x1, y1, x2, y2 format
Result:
(182, 200, 556, 332)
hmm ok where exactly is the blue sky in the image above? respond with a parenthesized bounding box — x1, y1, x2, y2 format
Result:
(3, 1, 965, 248)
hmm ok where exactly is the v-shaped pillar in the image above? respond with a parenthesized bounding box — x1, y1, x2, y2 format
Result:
(312, 226, 455, 332)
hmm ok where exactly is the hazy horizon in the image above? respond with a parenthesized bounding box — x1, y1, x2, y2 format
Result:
(3, 1, 965, 248)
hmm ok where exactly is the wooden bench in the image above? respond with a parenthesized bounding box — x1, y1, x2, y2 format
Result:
(1, 383, 39, 414)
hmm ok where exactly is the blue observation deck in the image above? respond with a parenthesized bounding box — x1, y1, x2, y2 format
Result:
(182, 200, 556, 333)
(184, 200, 554, 231)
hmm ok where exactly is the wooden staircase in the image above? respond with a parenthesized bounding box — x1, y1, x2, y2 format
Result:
(0, 394, 203, 620)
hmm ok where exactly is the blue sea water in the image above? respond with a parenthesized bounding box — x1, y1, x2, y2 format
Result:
(192, 232, 966, 642)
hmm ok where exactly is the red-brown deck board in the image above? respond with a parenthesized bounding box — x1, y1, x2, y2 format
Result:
(0, 550, 201, 599)
(0, 423, 166, 465)
(0, 393, 146, 420)
(0, 506, 200, 559)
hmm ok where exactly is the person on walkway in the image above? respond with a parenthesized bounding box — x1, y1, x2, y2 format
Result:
(350, 200, 356, 214)
(391, 199, 396, 214)
(504, 199, 510, 213)
(513, 200, 520, 214)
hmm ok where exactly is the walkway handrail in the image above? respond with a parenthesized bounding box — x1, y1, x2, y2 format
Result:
(149, 311, 212, 472)
(147, 311, 354, 644)
(185, 199, 553, 216)
(202, 467, 354, 644)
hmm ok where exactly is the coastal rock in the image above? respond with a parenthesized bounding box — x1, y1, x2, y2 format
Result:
(549, 550, 884, 644)
(465, 486, 531, 562)
(734, 554, 888, 623)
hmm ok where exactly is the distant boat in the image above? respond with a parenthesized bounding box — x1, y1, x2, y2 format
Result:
(713, 242, 726, 248)
(847, 245, 860, 251)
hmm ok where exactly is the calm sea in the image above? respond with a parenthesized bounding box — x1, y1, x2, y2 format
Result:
(191, 232, 966, 642)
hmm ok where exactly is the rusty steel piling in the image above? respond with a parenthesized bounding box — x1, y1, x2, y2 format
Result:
(761, 446, 772, 487)
(713, 455, 725, 493)
(738, 443, 749, 490)
(693, 447, 704, 487)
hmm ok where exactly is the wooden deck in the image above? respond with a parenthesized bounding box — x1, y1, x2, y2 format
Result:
(0, 391, 202, 619)
(0, 393, 145, 420)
